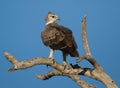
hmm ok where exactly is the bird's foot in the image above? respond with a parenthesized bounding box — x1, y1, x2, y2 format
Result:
(46, 57, 54, 68)
(48, 57, 55, 64)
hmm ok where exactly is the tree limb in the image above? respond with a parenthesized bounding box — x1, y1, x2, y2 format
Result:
(81, 15, 92, 56)
(77, 15, 118, 88)
(69, 75, 95, 88)
(4, 16, 118, 88)
(4, 52, 95, 88)
(36, 70, 62, 80)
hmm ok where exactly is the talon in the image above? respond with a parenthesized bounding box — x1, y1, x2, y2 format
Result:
(62, 61, 67, 65)
(48, 57, 54, 64)
(46, 57, 54, 68)
(48, 57, 54, 60)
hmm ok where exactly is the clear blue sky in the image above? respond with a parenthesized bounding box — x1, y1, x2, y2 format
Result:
(0, 0, 120, 88)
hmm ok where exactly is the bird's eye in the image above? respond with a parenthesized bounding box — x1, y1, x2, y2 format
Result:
(51, 16, 55, 18)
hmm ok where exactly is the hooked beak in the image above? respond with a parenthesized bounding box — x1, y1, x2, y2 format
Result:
(57, 17, 60, 20)
(55, 15, 60, 20)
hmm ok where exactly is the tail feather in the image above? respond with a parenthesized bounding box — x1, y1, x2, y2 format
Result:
(70, 50, 79, 57)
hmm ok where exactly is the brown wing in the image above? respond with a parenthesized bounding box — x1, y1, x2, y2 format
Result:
(54, 24, 78, 49)
(41, 24, 65, 47)
(52, 23, 79, 57)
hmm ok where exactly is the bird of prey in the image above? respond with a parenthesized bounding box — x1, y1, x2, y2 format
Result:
(41, 12, 79, 65)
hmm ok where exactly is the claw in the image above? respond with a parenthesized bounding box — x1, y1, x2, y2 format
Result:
(46, 57, 54, 68)
(48, 57, 55, 64)
(48, 57, 54, 60)
(62, 61, 67, 65)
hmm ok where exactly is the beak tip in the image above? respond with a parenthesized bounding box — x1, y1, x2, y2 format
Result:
(58, 18, 60, 20)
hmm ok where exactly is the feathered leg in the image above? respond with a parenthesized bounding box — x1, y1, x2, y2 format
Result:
(49, 48, 54, 59)
(46, 48, 54, 68)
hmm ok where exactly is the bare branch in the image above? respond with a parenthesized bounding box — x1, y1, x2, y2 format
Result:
(36, 70, 62, 80)
(81, 15, 91, 56)
(4, 52, 64, 72)
(4, 16, 118, 88)
(4, 52, 90, 75)
(69, 75, 96, 88)
(78, 16, 102, 70)
(78, 16, 118, 88)
(4, 51, 95, 88)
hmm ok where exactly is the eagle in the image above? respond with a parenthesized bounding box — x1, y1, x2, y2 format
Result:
(41, 12, 79, 65)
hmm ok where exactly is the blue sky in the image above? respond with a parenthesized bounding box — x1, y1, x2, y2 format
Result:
(0, 0, 120, 88)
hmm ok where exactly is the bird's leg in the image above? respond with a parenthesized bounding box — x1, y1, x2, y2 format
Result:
(62, 52, 67, 69)
(46, 48, 54, 68)
(49, 48, 54, 59)
(48, 48, 54, 61)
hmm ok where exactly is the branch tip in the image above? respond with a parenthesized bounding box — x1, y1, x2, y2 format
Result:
(36, 74, 45, 80)
(4, 51, 10, 56)
(84, 14, 87, 19)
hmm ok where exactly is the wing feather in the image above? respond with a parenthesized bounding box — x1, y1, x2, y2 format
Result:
(41, 25, 65, 46)
(41, 23, 78, 56)
(51, 23, 78, 49)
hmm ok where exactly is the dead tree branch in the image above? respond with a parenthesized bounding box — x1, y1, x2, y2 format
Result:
(4, 52, 95, 88)
(4, 16, 118, 88)
(77, 15, 118, 88)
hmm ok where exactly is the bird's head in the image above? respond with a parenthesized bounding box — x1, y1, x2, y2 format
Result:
(45, 12, 60, 25)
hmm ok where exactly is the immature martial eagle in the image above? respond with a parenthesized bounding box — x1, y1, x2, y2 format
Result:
(41, 12, 79, 65)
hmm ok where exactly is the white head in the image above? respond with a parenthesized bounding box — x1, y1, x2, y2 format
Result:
(45, 12, 60, 25)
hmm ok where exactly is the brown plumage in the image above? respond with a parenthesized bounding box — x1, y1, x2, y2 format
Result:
(41, 12, 79, 64)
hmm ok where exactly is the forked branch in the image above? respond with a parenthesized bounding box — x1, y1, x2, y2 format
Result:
(4, 16, 118, 88)
(4, 52, 95, 88)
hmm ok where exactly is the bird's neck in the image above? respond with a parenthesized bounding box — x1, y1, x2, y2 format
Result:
(46, 21, 55, 25)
